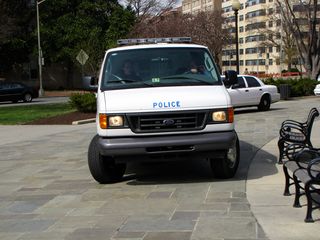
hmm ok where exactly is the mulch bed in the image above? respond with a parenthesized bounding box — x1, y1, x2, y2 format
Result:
(25, 111, 95, 125)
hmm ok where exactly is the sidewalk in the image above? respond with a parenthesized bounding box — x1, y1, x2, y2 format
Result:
(247, 120, 320, 240)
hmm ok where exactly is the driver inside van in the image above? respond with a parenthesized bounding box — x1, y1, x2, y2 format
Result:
(189, 60, 211, 78)
(120, 60, 141, 81)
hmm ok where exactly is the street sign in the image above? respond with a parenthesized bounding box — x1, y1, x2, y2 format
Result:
(76, 49, 89, 65)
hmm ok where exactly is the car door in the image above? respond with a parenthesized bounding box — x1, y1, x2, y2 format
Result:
(0, 83, 5, 102)
(11, 83, 25, 99)
(244, 76, 263, 105)
(227, 76, 250, 107)
(0, 83, 12, 102)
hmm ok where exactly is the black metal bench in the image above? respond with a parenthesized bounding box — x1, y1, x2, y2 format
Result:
(278, 107, 319, 163)
(282, 143, 320, 222)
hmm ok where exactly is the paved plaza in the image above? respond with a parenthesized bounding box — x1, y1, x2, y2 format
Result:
(0, 97, 320, 240)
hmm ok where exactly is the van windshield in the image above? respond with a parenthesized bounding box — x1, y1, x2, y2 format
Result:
(101, 47, 222, 90)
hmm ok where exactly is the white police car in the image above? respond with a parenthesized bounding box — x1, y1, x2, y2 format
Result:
(222, 75, 280, 111)
(84, 37, 240, 183)
(314, 75, 320, 96)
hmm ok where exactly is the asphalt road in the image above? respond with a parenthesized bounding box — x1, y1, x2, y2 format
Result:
(0, 97, 319, 240)
(0, 96, 69, 107)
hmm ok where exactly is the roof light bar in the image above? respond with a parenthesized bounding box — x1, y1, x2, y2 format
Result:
(117, 37, 192, 46)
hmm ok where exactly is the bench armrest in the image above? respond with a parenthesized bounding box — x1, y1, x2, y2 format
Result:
(285, 143, 308, 161)
(295, 149, 320, 169)
(307, 158, 320, 181)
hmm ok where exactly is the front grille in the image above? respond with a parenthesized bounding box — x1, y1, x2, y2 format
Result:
(127, 111, 207, 133)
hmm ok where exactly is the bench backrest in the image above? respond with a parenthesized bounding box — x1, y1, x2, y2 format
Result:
(306, 108, 319, 137)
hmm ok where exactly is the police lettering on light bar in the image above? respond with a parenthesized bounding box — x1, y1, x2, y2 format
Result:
(117, 37, 192, 46)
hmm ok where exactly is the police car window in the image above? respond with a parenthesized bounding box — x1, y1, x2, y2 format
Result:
(245, 76, 261, 87)
(237, 77, 246, 88)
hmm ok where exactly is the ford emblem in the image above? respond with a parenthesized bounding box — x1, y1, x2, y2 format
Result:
(163, 119, 175, 126)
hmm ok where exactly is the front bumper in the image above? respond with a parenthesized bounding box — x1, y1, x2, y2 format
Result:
(98, 131, 237, 159)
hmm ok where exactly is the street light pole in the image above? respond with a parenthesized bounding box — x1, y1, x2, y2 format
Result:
(232, 0, 241, 74)
(36, 0, 46, 97)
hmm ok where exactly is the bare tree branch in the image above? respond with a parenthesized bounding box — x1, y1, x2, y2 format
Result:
(125, 0, 177, 20)
(128, 10, 229, 69)
(276, 0, 320, 79)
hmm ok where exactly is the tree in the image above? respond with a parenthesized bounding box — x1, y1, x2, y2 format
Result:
(254, 7, 298, 71)
(129, 10, 229, 67)
(124, 0, 177, 20)
(39, 0, 135, 86)
(276, 0, 320, 79)
(0, 0, 34, 75)
(189, 11, 229, 67)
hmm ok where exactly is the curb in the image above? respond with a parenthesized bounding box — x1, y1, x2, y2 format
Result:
(72, 118, 96, 125)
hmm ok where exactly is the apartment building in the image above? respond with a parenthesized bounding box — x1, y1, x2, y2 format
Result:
(182, 0, 222, 14)
(221, 0, 284, 74)
(182, 0, 286, 74)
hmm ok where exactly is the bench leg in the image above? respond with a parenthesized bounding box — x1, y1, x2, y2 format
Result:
(304, 182, 314, 223)
(283, 165, 291, 196)
(293, 174, 302, 208)
(278, 138, 285, 164)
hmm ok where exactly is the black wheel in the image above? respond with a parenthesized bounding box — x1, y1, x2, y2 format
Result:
(12, 100, 18, 103)
(88, 135, 126, 184)
(258, 95, 270, 111)
(210, 135, 240, 179)
(23, 92, 33, 102)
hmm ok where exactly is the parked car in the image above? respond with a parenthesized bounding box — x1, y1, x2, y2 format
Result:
(222, 75, 280, 111)
(314, 75, 320, 96)
(0, 82, 39, 103)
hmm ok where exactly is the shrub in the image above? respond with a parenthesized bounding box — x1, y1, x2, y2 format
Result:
(69, 93, 97, 113)
(263, 78, 317, 97)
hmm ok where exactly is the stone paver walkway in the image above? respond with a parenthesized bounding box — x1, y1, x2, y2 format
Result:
(0, 97, 319, 239)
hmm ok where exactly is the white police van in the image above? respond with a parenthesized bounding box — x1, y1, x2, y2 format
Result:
(84, 37, 239, 183)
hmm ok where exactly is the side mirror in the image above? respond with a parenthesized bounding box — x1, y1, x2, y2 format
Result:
(224, 70, 238, 86)
(83, 76, 98, 91)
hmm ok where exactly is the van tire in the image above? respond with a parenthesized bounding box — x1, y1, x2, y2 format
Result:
(210, 136, 240, 179)
(88, 135, 126, 184)
(258, 95, 270, 111)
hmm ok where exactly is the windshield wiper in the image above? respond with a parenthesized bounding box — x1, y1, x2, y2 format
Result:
(107, 79, 136, 83)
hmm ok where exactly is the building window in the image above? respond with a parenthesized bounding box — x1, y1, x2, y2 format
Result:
(269, 59, 273, 65)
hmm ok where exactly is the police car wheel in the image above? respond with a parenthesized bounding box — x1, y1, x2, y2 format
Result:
(258, 95, 270, 111)
(88, 135, 126, 184)
(210, 136, 239, 179)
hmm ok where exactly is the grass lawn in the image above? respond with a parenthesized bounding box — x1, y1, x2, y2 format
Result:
(0, 103, 75, 125)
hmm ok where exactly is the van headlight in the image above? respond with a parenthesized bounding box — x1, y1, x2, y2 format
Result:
(108, 116, 124, 127)
(99, 114, 126, 129)
(210, 108, 234, 123)
(212, 111, 226, 121)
